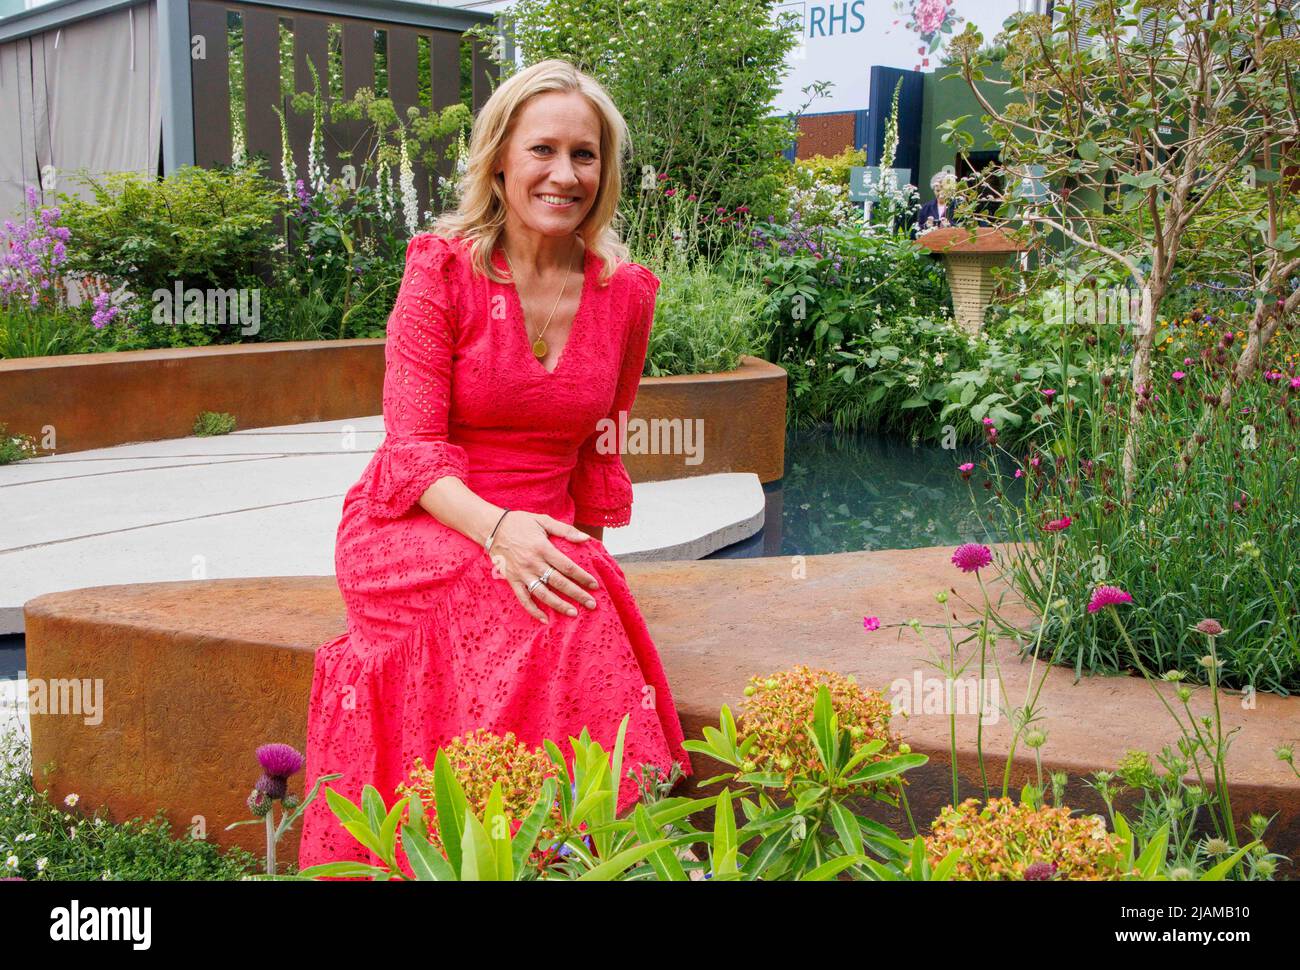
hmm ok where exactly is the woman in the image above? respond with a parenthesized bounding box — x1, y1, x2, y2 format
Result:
(298, 59, 692, 869)
(914, 170, 959, 236)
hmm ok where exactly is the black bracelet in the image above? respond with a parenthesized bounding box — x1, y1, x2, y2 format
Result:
(484, 507, 511, 552)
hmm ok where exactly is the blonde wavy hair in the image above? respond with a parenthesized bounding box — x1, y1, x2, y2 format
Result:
(429, 58, 631, 286)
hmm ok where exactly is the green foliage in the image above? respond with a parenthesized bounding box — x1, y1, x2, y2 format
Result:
(0, 730, 259, 880)
(0, 305, 94, 359)
(793, 147, 866, 189)
(683, 686, 933, 880)
(642, 248, 771, 376)
(193, 411, 237, 436)
(0, 422, 39, 464)
(471, 0, 802, 253)
(58, 166, 279, 295)
(984, 331, 1300, 693)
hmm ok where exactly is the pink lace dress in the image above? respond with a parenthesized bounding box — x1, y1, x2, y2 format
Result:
(298, 233, 692, 870)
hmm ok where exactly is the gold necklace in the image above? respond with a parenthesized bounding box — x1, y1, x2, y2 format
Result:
(501, 239, 580, 360)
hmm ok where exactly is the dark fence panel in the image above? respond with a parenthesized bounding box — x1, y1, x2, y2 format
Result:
(190, 0, 233, 167)
(185, 0, 495, 222)
(291, 12, 329, 189)
(242, 7, 282, 166)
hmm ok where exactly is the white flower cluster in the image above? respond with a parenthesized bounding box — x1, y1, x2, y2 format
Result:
(376, 159, 396, 223)
(399, 138, 419, 236)
(786, 171, 858, 228)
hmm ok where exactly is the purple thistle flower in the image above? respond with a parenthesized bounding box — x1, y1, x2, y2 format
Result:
(1087, 585, 1133, 613)
(256, 742, 305, 779)
(951, 543, 993, 573)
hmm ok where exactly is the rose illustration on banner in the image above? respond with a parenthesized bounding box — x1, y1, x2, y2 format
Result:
(891, 0, 964, 69)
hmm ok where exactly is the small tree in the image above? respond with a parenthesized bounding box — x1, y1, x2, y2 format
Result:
(467, 0, 804, 244)
(943, 0, 1300, 491)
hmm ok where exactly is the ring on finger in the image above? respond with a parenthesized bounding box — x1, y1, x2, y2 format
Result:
(539, 566, 555, 587)
(527, 575, 544, 594)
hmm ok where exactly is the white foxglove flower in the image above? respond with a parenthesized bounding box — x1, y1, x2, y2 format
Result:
(400, 138, 419, 236)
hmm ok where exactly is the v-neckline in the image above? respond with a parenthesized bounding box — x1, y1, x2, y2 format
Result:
(492, 242, 596, 377)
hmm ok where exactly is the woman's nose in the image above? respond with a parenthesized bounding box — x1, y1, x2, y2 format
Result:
(549, 154, 580, 186)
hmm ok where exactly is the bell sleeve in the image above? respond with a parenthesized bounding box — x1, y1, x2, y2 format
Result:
(567, 264, 660, 529)
(358, 234, 470, 519)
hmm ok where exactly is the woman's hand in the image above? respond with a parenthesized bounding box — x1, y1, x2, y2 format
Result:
(488, 511, 600, 624)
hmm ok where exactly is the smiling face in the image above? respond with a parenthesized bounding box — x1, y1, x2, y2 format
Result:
(495, 90, 603, 240)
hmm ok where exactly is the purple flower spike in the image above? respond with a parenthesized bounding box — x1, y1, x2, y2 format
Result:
(256, 742, 305, 779)
(951, 543, 993, 573)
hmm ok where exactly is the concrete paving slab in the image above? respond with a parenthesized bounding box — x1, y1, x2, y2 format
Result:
(0, 418, 767, 634)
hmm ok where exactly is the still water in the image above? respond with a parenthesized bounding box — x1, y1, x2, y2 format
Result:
(708, 425, 1016, 559)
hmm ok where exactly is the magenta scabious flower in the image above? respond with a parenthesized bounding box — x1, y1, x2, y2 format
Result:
(1041, 388, 1057, 398)
(863, 616, 880, 632)
(257, 742, 305, 779)
(1023, 860, 1058, 881)
(1195, 618, 1225, 637)
(1087, 585, 1133, 613)
(1171, 371, 1185, 382)
(958, 462, 974, 480)
(951, 543, 993, 573)
(1043, 515, 1072, 533)
(1290, 378, 1300, 391)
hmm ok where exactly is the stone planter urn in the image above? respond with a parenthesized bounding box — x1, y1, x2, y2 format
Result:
(916, 227, 1027, 334)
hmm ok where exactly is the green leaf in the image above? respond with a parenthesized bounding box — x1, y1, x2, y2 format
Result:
(848, 752, 929, 784)
(931, 847, 963, 881)
(1199, 842, 1258, 881)
(741, 828, 794, 878)
(297, 861, 394, 880)
(801, 854, 869, 880)
(361, 785, 386, 836)
(811, 685, 838, 773)
(1135, 823, 1169, 878)
(483, 782, 513, 882)
(632, 804, 688, 881)
(511, 777, 557, 874)
(576, 839, 674, 880)
(400, 824, 457, 881)
(433, 749, 470, 874)
(713, 789, 738, 866)
(829, 802, 864, 858)
(458, 807, 498, 881)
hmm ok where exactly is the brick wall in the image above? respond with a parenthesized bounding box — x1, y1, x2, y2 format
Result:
(795, 112, 857, 159)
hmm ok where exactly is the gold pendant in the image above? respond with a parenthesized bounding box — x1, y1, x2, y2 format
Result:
(532, 337, 548, 359)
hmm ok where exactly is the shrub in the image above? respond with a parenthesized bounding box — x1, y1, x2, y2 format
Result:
(643, 249, 771, 377)
(395, 729, 559, 853)
(738, 665, 899, 788)
(0, 730, 258, 881)
(474, 0, 801, 253)
(59, 165, 279, 296)
(925, 797, 1130, 880)
(194, 412, 237, 436)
